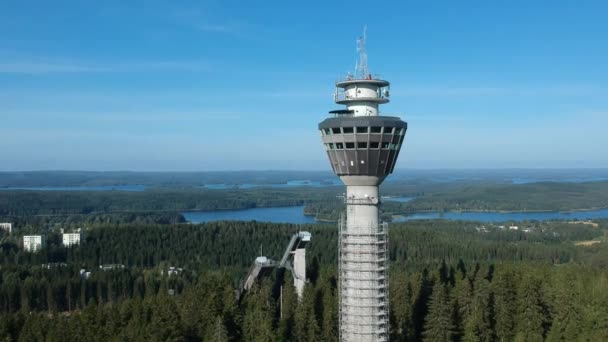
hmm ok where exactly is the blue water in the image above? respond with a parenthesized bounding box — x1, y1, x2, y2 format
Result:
(383, 196, 415, 203)
(201, 179, 342, 189)
(182, 205, 317, 224)
(0, 185, 146, 191)
(394, 208, 608, 222)
(511, 177, 608, 184)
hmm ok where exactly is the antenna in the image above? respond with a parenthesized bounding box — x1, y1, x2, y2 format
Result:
(355, 25, 369, 79)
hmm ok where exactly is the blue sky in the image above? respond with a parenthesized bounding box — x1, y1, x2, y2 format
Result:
(1, 0, 607, 171)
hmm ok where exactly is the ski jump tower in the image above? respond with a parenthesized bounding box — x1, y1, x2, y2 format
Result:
(319, 28, 407, 342)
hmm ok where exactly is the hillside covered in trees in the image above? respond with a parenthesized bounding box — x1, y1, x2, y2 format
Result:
(3, 172, 608, 221)
(0, 219, 606, 341)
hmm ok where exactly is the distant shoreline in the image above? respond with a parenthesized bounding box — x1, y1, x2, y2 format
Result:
(395, 206, 608, 215)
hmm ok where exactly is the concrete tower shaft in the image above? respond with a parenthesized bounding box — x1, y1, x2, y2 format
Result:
(318, 31, 407, 342)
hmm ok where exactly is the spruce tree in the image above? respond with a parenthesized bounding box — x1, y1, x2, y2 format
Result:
(546, 274, 582, 341)
(493, 267, 517, 342)
(390, 272, 414, 341)
(321, 280, 338, 342)
(204, 316, 229, 342)
(422, 282, 456, 342)
(514, 276, 548, 342)
(463, 278, 495, 342)
(294, 284, 320, 342)
(277, 279, 297, 341)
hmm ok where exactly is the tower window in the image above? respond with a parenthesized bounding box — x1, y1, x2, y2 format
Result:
(342, 127, 354, 134)
(328, 143, 335, 150)
(324, 128, 331, 135)
(381, 142, 390, 149)
(345, 142, 355, 149)
(370, 142, 379, 148)
(357, 142, 367, 148)
(336, 143, 344, 149)
(384, 127, 394, 134)
(356, 126, 368, 133)
(371, 126, 382, 133)
(332, 127, 341, 134)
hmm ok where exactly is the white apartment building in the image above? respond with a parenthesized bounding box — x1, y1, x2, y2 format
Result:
(23, 235, 44, 252)
(0, 223, 11, 234)
(62, 230, 82, 247)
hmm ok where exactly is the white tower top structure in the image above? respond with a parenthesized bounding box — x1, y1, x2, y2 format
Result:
(355, 26, 369, 79)
(319, 28, 408, 342)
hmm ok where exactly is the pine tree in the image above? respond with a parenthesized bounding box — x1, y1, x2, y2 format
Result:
(242, 281, 275, 342)
(454, 275, 474, 337)
(411, 271, 432, 341)
(422, 282, 456, 342)
(204, 316, 229, 342)
(321, 280, 338, 342)
(514, 276, 548, 342)
(17, 314, 45, 342)
(463, 277, 494, 342)
(390, 272, 414, 341)
(294, 285, 320, 342)
(277, 279, 297, 341)
(546, 273, 582, 341)
(147, 294, 185, 341)
(493, 267, 517, 342)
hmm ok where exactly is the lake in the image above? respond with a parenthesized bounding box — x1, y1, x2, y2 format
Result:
(383, 196, 415, 203)
(394, 208, 608, 222)
(182, 205, 608, 224)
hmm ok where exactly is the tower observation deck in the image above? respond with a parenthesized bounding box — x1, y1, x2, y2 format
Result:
(318, 28, 407, 342)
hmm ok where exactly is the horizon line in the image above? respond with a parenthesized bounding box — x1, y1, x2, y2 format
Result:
(1, 167, 608, 173)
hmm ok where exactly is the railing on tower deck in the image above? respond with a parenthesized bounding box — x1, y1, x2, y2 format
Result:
(334, 91, 389, 103)
(337, 74, 384, 83)
(328, 111, 405, 119)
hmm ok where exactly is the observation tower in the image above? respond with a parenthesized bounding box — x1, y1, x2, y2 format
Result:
(318, 28, 407, 341)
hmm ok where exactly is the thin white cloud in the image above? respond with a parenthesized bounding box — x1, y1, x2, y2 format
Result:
(0, 62, 108, 74)
(0, 59, 214, 74)
(52, 111, 242, 121)
(392, 84, 608, 97)
(196, 23, 238, 33)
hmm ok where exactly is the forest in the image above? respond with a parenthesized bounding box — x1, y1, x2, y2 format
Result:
(0, 218, 606, 341)
(2, 170, 607, 188)
(3, 169, 608, 222)
(3, 180, 608, 223)
(0, 188, 332, 217)
(399, 181, 608, 212)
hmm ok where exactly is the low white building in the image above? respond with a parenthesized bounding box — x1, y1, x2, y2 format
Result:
(0, 223, 11, 234)
(62, 229, 82, 247)
(161, 266, 184, 276)
(79, 269, 92, 279)
(23, 235, 44, 252)
(99, 264, 124, 271)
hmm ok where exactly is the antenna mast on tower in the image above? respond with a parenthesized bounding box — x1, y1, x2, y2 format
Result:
(355, 25, 369, 79)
